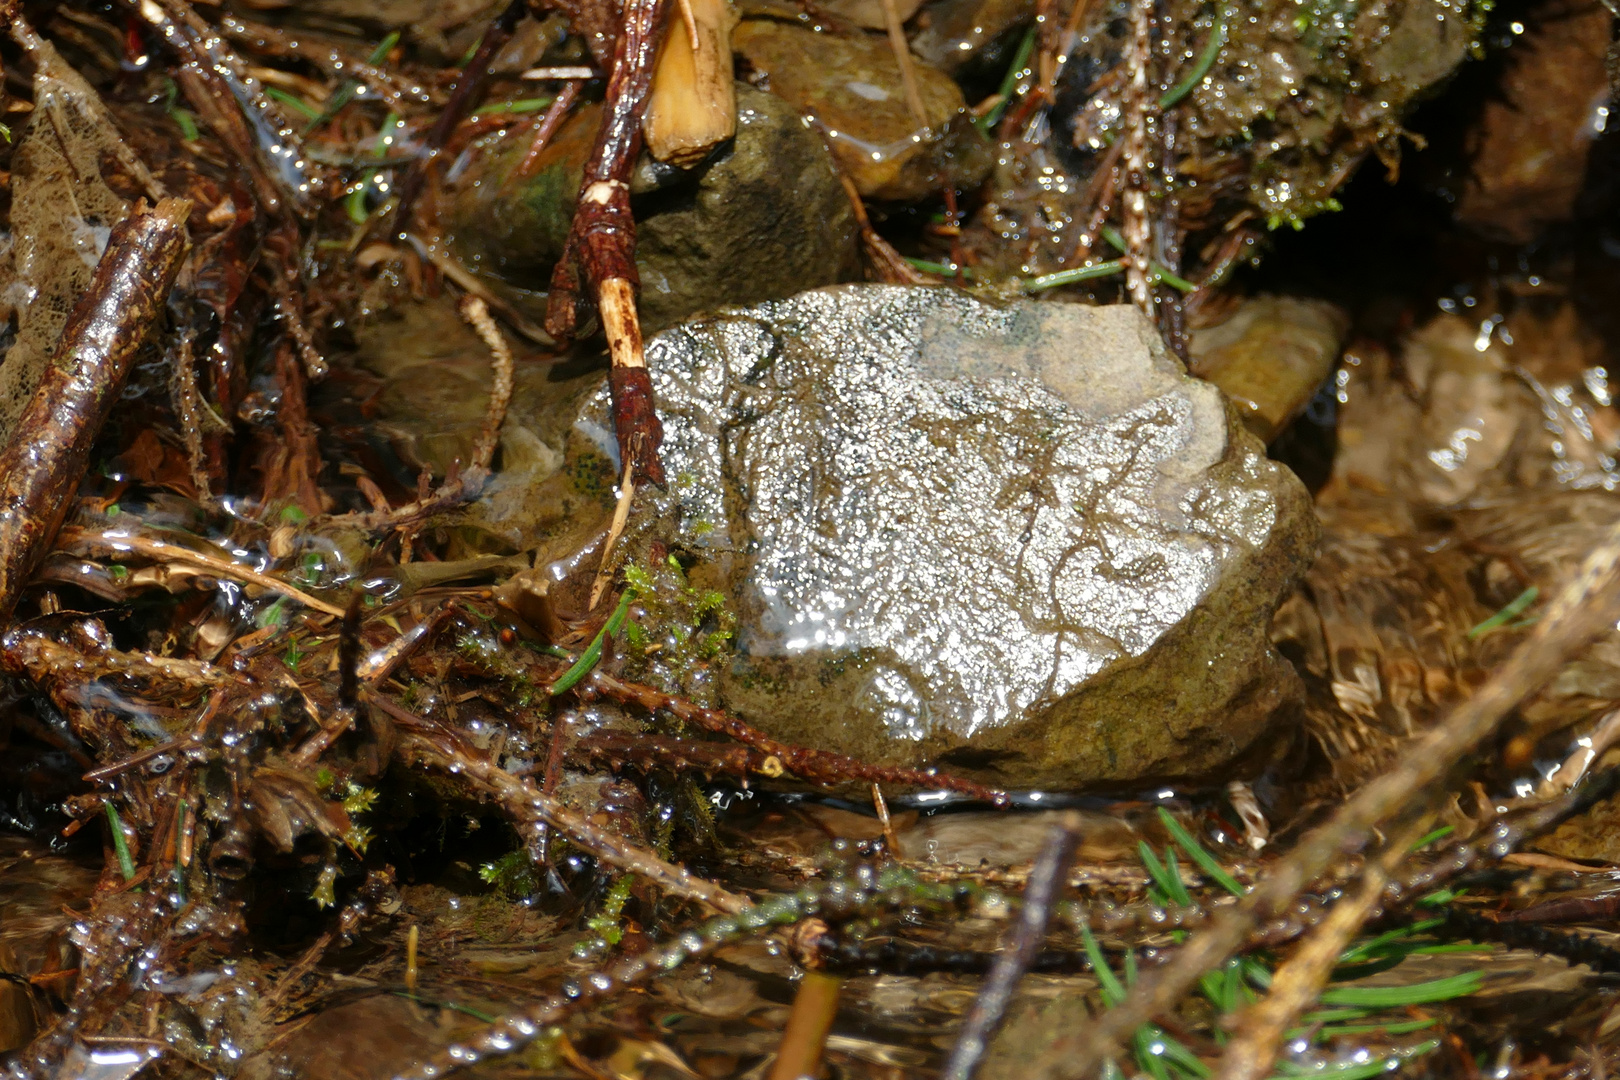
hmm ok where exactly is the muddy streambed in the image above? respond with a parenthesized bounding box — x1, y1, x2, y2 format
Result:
(0, 1, 1618, 1079)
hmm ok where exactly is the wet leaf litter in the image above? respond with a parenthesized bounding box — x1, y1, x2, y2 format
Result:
(0, 0, 1616, 1079)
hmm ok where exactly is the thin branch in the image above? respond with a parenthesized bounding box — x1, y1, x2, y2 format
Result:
(0, 199, 192, 622)
(545, 0, 671, 488)
(458, 296, 515, 472)
(57, 527, 347, 619)
(1029, 515, 1620, 1080)
(1212, 816, 1430, 1080)
(768, 971, 844, 1080)
(879, 0, 929, 130)
(943, 812, 1083, 1080)
(591, 670, 1009, 803)
(1120, 0, 1155, 314)
(373, 694, 749, 914)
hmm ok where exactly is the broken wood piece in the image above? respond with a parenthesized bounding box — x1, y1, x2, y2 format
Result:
(644, 0, 738, 166)
(520, 65, 601, 81)
(0, 198, 192, 623)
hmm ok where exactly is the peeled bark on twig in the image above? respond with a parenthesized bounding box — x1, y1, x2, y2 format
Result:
(0, 198, 192, 623)
(1121, 0, 1156, 315)
(644, 0, 737, 165)
(546, 0, 671, 490)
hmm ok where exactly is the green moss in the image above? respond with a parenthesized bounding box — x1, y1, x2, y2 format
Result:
(478, 850, 540, 900)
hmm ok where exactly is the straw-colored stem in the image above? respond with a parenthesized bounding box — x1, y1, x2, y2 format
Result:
(644, 0, 737, 165)
(769, 971, 843, 1080)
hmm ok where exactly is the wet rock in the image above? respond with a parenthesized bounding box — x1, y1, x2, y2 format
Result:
(1452, 3, 1613, 243)
(818, 0, 925, 31)
(912, 0, 1033, 75)
(635, 85, 862, 329)
(554, 286, 1315, 788)
(446, 84, 859, 332)
(1188, 295, 1347, 443)
(732, 20, 994, 201)
(351, 293, 614, 556)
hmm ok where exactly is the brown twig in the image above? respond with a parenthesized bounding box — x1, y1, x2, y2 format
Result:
(168, 331, 227, 501)
(516, 81, 583, 178)
(57, 527, 346, 619)
(1029, 515, 1620, 1080)
(590, 671, 1009, 803)
(1120, 0, 1155, 315)
(879, 0, 929, 130)
(545, 0, 671, 490)
(391, 0, 528, 230)
(1212, 817, 1430, 1080)
(408, 234, 556, 347)
(259, 340, 328, 519)
(943, 812, 1083, 1080)
(459, 296, 515, 472)
(838, 173, 939, 285)
(561, 730, 765, 778)
(133, 0, 315, 216)
(373, 694, 750, 914)
(0, 199, 192, 623)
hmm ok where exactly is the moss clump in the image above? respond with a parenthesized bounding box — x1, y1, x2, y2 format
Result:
(620, 555, 737, 706)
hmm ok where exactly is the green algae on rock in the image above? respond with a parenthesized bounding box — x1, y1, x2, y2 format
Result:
(558, 286, 1317, 789)
(732, 19, 994, 201)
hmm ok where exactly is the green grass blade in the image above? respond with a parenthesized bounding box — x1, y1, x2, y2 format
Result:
(1160, 4, 1227, 108)
(1134, 1028, 1176, 1080)
(1268, 1039, 1440, 1080)
(1319, 971, 1483, 1008)
(1334, 918, 1444, 965)
(1467, 586, 1538, 640)
(1408, 825, 1454, 851)
(1080, 923, 1125, 1006)
(105, 801, 137, 881)
(264, 85, 322, 121)
(1158, 807, 1245, 897)
(975, 25, 1036, 134)
(549, 588, 637, 694)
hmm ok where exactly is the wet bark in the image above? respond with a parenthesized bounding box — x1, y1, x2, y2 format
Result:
(0, 198, 192, 622)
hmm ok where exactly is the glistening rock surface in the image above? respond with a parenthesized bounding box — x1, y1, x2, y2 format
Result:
(588, 286, 1317, 788)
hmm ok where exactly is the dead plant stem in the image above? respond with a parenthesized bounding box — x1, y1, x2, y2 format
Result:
(1028, 513, 1620, 1080)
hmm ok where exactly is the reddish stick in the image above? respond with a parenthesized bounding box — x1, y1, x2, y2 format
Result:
(546, 0, 671, 488)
